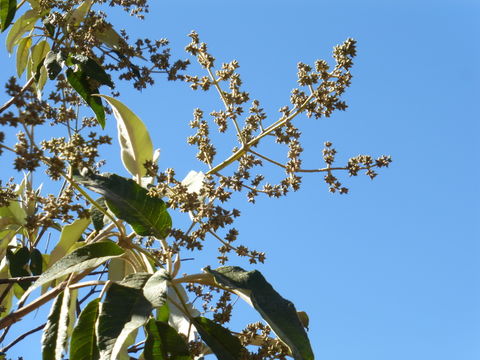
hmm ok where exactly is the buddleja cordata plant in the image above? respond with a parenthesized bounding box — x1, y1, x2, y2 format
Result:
(0, 0, 391, 359)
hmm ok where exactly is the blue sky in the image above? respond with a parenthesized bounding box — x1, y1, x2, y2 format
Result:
(1, 0, 479, 359)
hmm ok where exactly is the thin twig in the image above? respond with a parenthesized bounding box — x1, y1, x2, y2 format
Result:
(0, 77, 34, 115)
(0, 322, 45, 353)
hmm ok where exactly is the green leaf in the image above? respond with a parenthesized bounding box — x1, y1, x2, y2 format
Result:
(156, 303, 170, 323)
(6, 246, 32, 290)
(90, 197, 107, 232)
(42, 288, 72, 360)
(193, 316, 244, 360)
(70, 298, 100, 360)
(142, 269, 168, 308)
(95, 95, 153, 178)
(75, 172, 171, 238)
(143, 319, 190, 360)
(44, 50, 63, 80)
(29, 248, 43, 275)
(1, 0, 17, 32)
(66, 68, 105, 128)
(49, 217, 91, 270)
(65, 0, 92, 27)
(0, 263, 13, 319)
(28, 39, 50, 99)
(5, 9, 39, 53)
(69, 55, 114, 88)
(96, 273, 153, 360)
(16, 35, 31, 77)
(28, 241, 124, 295)
(205, 266, 314, 360)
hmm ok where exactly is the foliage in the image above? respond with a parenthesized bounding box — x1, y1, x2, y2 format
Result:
(0, 0, 391, 359)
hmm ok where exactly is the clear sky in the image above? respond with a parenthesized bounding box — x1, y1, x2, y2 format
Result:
(1, 0, 479, 359)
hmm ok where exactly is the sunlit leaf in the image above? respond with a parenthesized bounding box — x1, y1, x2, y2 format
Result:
(193, 316, 244, 360)
(167, 285, 199, 342)
(143, 319, 190, 360)
(28, 241, 124, 295)
(95, 95, 153, 178)
(15, 35, 31, 77)
(5, 9, 39, 53)
(205, 266, 314, 360)
(49, 217, 91, 270)
(66, 0, 92, 26)
(0, 0, 17, 32)
(0, 262, 13, 319)
(96, 273, 152, 360)
(142, 269, 168, 308)
(70, 298, 100, 360)
(42, 288, 72, 360)
(75, 172, 171, 238)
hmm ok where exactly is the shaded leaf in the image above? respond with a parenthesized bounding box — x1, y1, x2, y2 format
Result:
(0, 0, 17, 32)
(42, 288, 71, 360)
(90, 197, 107, 232)
(28, 240, 124, 294)
(69, 55, 113, 88)
(95, 95, 153, 178)
(29, 248, 43, 275)
(143, 319, 190, 360)
(5, 9, 39, 53)
(96, 273, 152, 360)
(75, 172, 171, 238)
(66, 68, 105, 128)
(193, 316, 244, 360)
(70, 298, 100, 360)
(6, 246, 31, 290)
(16, 35, 31, 77)
(44, 50, 63, 80)
(205, 266, 314, 360)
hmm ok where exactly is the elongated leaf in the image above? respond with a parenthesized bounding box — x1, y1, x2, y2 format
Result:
(0, 262, 13, 319)
(90, 197, 107, 232)
(28, 39, 50, 98)
(44, 50, 63, 80)
(1, 0, 17, 32)
(142, 269, 168, 308)
(205, 266, 314, 360)
(29, 39, 49, 75)
(95, 95, 153, 178)
(28, 241, 124, 294)
(167, 285, 199, 342)
(66, 0, 92, 26)
(96, 273, 152, 360)
(66, 68, 105, 128)
(42, 288, 71, 360)
(69, 55, 113, 88)
(75, 173, 171, 238)
(70, 298, 100, 360)
(5, 9, 39, 53)
(193, 316, 244, 360)
(16, 35, 31, 77)
(143, 319, 190, 360)
(6, 246, 32, 290)
(29, 248, 43, 275)
(49, 217, 91, 269)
